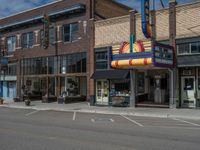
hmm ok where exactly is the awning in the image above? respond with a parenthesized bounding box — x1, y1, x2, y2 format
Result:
(91, 70, 129, 79)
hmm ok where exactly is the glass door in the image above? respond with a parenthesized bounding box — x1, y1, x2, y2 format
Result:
(96, 80, 109, 105)
(181, 76, 196, 107)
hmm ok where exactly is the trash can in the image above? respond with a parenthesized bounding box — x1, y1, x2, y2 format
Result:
(90, 95, 95, 106)
(57, 97, 65, 104)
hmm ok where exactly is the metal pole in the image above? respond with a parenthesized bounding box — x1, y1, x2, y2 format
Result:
(130, 70, 136, 107)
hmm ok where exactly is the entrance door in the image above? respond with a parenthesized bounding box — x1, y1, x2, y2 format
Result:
(8, 82, 16, 99)
(181, 76, 196, 107)
(96, 80, 109, 105)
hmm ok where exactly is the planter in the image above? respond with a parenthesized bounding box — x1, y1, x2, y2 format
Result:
(25, 99, 31, 106)
(0, 99, 4, 105)
(13, 97, 20, 102)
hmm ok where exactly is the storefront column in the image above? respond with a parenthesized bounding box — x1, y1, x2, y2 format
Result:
(130, 70, 136, 107)
(16, 60, 21, 99)
(87, 18, 95, 103)
(169, 0, 177, 108)
(169, 69, 177, 108)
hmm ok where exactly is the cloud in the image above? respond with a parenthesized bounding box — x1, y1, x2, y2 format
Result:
(0, 0, 54, 18)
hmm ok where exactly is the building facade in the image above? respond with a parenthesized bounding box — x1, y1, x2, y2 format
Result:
(93, 1, 200, 108)
(0, 0, 130, 102)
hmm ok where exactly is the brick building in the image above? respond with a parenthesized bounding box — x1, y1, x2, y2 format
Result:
(93, 1, 200, 108)
(0, 0, 130, 101)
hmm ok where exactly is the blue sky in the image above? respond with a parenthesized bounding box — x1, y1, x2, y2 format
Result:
(0, 0, 198, 18)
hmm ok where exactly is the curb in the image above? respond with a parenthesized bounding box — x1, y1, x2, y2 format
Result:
(1, 104, 200, 120)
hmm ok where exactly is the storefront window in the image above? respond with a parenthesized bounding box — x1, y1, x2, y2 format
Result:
(137, 72, 145, 93)
(22, 57, 47, 75)
(23, 77, 46, 97)
(60, 52, 86, 74)
(4, 63, 16, 75)
(22, 53, 86, 75)
(110, 80, 130, 96)
(48, 57, 58, 74)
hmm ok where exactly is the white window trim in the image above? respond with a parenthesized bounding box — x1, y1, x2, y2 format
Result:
(177, 42, 200, 56)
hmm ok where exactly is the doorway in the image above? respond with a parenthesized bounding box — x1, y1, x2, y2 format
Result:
(181, 76, 196, 108)
(96, 80, 109, 105)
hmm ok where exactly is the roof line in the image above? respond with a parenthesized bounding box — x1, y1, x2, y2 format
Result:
(0, 0, 63, 20)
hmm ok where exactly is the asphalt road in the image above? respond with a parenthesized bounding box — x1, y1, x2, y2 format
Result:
(0, 107, 200, 150)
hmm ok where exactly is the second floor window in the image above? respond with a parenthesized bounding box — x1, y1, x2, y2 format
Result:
(63, 23, 79, 42)
(177, 41, 200, 55)
(191, 42, 200, 54)
(95, 51, 108, 70)
(7, 36, 16, 53)
(21, 32, 33, 48)
(177, 43, 190, 55)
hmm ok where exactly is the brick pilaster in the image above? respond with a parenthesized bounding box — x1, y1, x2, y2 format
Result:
(87, 18, 95, 102)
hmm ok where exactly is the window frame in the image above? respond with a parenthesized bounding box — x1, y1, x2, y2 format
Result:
(21, 32, 34, 49)
(177, 41, 200, 55)
(63, 22, 79, 43)
(6, 36, 17, 53)
(95, 50, 108, 70)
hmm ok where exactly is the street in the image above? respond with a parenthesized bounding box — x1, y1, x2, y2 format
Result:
(0, 107, 200, 150)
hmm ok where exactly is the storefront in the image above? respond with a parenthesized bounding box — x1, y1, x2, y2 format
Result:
(0, 62, 17, 101)
(0, 76, 16, 100)
(177, 38, 200, 108)
(91, 69, 130, 106)
(179, 68, 199, 108)
(21, 52, 87, 101)
(110, 40, 175, 107)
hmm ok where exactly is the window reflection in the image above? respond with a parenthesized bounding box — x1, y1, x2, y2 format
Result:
(21, 52, 86, 75)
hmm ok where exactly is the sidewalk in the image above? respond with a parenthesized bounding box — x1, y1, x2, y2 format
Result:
(1, 101, 200, 120)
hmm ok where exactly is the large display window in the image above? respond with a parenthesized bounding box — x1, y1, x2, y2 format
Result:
(110, 79, 130, 97)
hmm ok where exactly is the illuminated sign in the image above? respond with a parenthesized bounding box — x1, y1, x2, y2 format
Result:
(153, 42, 175, 68)
(110, 41, 175, 69)
(141, 0, 152, 38)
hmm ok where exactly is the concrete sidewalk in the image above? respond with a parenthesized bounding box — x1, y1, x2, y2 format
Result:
(1, 101, 200, 120)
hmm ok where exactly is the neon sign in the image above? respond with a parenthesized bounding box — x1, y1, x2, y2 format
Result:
(141, 0, 152, 38)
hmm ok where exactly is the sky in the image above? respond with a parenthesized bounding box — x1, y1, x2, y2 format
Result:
(0, 0, 199, 18)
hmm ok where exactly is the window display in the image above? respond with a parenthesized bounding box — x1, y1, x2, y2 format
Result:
(137, 72, 145, 93)
(110, 80, 130, 96)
